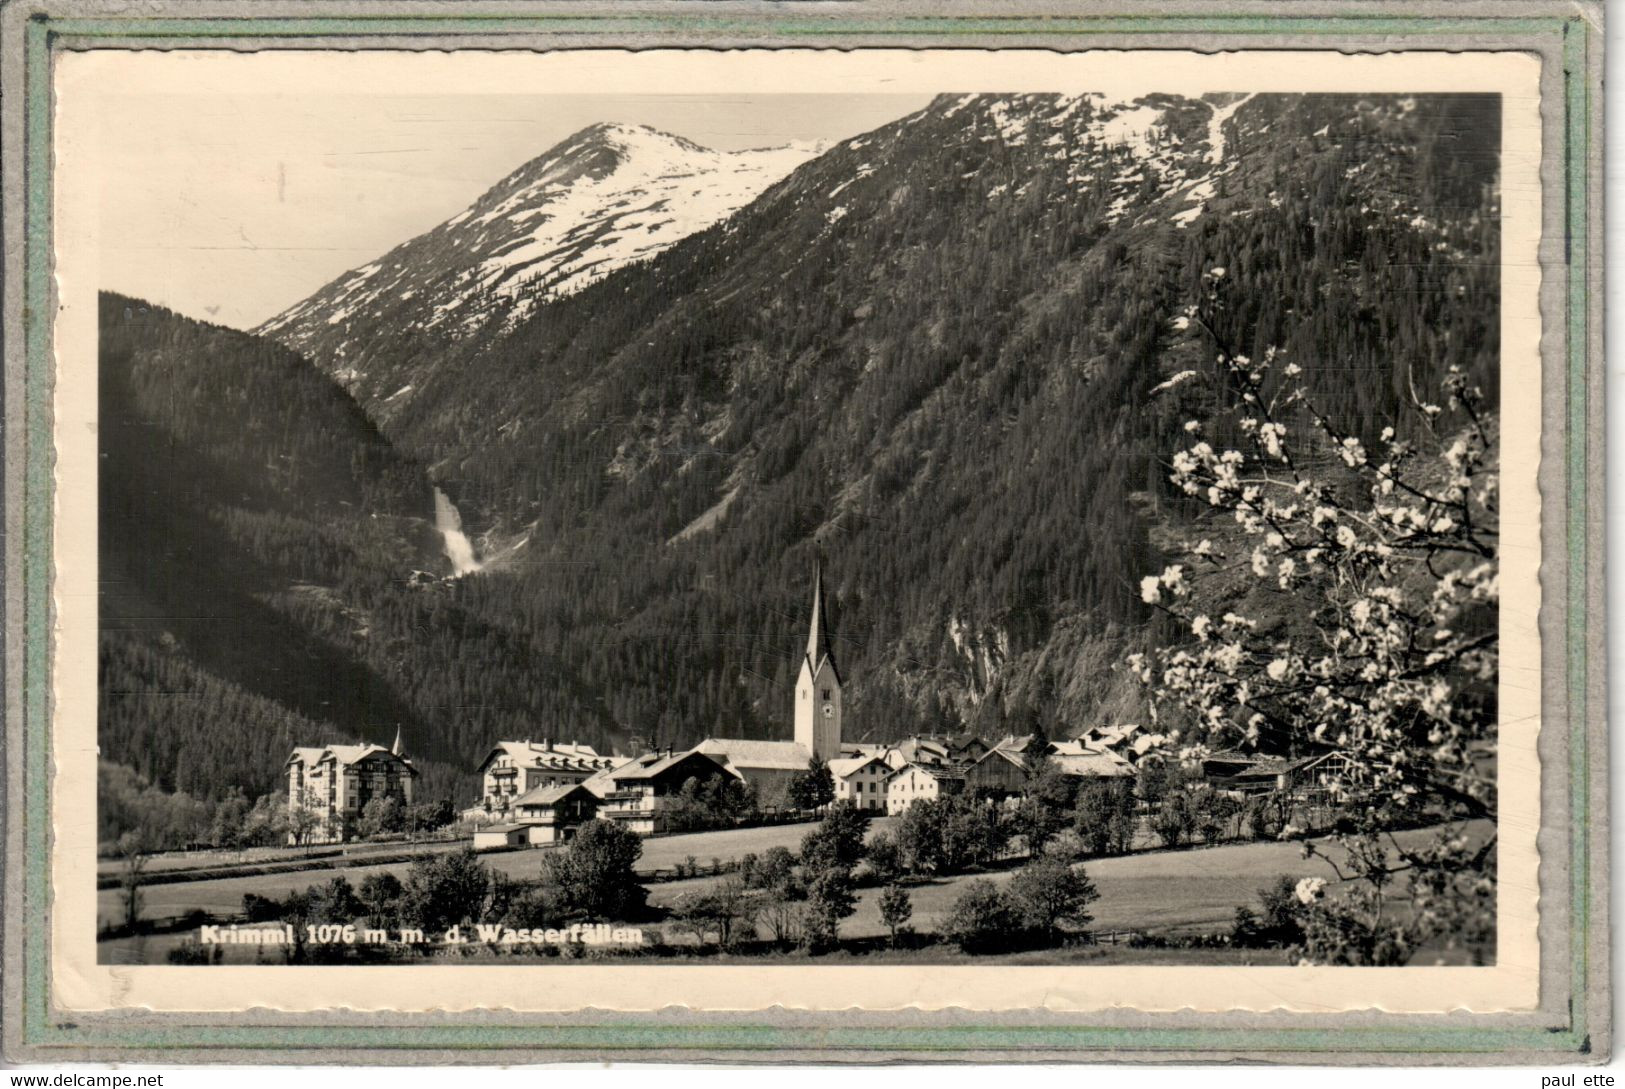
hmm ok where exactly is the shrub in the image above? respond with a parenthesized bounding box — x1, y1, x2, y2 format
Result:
(748, 846, 799, 896)
(865, 830, 905, 886)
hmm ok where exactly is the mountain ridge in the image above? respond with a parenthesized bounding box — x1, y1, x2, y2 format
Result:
(257, 121, 825, 419)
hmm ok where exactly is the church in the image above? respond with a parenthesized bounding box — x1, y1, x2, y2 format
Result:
(690, 560, 846, 808)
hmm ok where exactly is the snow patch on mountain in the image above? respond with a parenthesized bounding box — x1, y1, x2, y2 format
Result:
(259, 122, 823, 377)
(1205, 93, 1256, 164)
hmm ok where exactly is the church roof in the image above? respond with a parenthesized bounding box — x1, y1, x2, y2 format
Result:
(803, 558, 841, 685)
(693, 738, 812, 772)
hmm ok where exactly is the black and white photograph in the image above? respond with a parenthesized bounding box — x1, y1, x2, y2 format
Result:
(81, 50, 1513, 978)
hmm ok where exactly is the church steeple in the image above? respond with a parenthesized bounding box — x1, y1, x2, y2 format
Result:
(391, 724, 405, 758)
(795, 556, 844, 761)
(805, 557, 840, 684)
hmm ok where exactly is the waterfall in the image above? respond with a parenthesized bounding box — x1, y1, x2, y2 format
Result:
(433, 488, 482, 576)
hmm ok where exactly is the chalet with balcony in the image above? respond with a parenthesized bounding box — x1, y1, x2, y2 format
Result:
(602, 749, 742, 835)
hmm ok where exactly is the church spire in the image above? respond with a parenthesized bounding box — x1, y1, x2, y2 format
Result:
(391, 724, 405, 757)
(805, 557, 839, 683)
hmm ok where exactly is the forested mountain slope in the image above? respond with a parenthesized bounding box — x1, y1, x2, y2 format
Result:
(100, 295, 625, 805)
(256, 91, 1497, 757)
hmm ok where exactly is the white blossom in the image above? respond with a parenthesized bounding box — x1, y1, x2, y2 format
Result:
(1295, 877, 1328, 904)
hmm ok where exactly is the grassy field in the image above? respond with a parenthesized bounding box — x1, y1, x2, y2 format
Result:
(643, 823, 1484, 944)
(97, 817, 885, 928)
(101, 819, 1489, 966)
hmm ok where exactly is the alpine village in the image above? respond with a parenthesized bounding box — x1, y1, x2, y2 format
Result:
(100, 91, 1500, 966)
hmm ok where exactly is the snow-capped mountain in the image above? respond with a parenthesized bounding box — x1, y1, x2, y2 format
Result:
(257, 122, 823, 408)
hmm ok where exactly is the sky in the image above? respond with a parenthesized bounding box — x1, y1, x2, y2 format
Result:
(94, 92, 932, 331)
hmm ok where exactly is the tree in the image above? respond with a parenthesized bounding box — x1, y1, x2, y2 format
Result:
(895, 795, 1008, 876)
(1151, 788, 1196, 849)
(788, 755, 836, 811)
(540, 818, 648, 921)
(799, 801, 869, 871)
(747, 845, 800, 896)
(1074, 779, 1136, 856)
(1008, 858, 1099, 942)
(1133, 328, 1499, 964)
(209, 787, 252, 850)
(406, 799, 454, 835)
(241, 793, 291, 847)
(305, 876, 362, 924)
(115, 831, 149, 932)
(358, 795, 405, 838)
(878, 884, 913, 948)
(666, 774, 757, 832)
(800, 864, 857, 953)
(358, 871, 403, 927)
(943, 879, 1025, 954)
(1016, 759, 1076, 852)
(288, 787, 323, 848)
(1192, 786, 1236, 844)
(400, 848, 491, 933)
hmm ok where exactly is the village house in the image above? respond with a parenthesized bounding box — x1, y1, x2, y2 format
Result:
(962, 737, 1136, 798)
(470, 739, 616, 821)
(602, 749, 742, 835)
(1227, 750, 1366, 800)
(885, 763, 965, 814)
(470, 823, 529, 850)
(285, 730, 417, 844)
(827, 753, 894, 811)
(961, 746, 1031, 797)
(1049, 748, 1136, 780)
(509, 782, 601, 845)
(1070, 723, 1167, 763)
(893, 736, 953, 767)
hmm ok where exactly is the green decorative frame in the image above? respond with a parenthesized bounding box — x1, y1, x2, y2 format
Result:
(1, 1, 1605, 1063)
